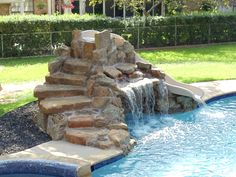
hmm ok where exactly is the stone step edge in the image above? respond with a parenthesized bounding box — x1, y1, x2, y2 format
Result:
(34, 84, 86, 99)
(39, 96, 92, 114)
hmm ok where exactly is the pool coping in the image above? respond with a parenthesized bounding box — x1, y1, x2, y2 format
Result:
(191, 80, 236, 102)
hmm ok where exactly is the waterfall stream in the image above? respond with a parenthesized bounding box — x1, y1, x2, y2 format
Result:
(120, 78, 170, 122)
(121, 78, 156, 120)
(158, 79, 169, 114)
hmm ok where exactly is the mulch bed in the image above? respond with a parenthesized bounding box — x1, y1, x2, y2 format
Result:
(0, 102, 51, 156)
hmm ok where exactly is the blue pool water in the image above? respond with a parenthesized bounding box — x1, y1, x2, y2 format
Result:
(93, 96, 236, 177)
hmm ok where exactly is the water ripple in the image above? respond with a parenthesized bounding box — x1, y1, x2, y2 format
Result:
(93, 96, 236, 177)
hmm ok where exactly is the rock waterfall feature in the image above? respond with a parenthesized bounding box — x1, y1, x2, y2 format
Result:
(120, 78, 156, 120)
(34, 30, 201, 154)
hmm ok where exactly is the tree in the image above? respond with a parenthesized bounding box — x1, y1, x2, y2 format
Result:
(89, 0, 166, 16)
(88, 0, 230, 17)
(184, 0, 231, 12)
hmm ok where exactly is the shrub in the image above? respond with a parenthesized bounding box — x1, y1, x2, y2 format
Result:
(0, 13, 236, 58)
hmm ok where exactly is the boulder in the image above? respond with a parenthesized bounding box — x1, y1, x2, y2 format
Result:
(97, 140, 114, 149)
(94, 116, 108, 128)
(108, 123, 128, 130)
(168, 96, 182, 113)
(151, 68, 165, 79)
(92, 48, 107, 62)
(31, 109, 47, 132)
(103, 66, 122, 79)
(117, 50, 126, 62)
(115, 63, 136, 75)
(111, 97, 123, 108)
(86, 79, 95, 97)
(111, 33, 125, 47)
(54, 45, 71, 57)
(92, 97, 110, 108)
(136, 62, 152, 71)
(108, 49, 118, 65)
(108, 129, 130, 147)
(95, 74, 116, 87)
(123, 41, 134, 54)
(129, 71, 144, 79)
(47, 114, 67, 140)
(102, 104, 124, 122)
(82, 42, 96, 60)
(48, 58, 65, 74)
(93, 86, 113, 97)
(95, 30, 111, 50)
(125, 51, 136, 64)
(176, 96, 197, 111)
(71, 30, 82, 58)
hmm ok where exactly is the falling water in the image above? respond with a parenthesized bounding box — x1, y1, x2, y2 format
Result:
(121, 78, 156, 120)
(157, 79, 169, 114)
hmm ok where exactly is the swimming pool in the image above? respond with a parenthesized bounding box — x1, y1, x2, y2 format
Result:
(93, 96, 236, 176)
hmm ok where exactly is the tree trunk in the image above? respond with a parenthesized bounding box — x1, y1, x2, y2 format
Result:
(161, 0, 165, 16)
(146, 0, 162, 16)
(143, 0, 147, 16)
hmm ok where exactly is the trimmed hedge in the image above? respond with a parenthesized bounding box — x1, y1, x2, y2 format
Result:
(0, 14, 236, 58)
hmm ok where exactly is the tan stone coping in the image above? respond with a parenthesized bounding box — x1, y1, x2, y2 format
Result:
(0, 141, 123, 177)
(191, 80, 236, 101)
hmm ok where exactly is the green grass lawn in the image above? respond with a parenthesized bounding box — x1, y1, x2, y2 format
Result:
(0, 56, 53, 117)
(138, 43, 236, 83)
(0, 90, 35, 117)
(0, 56, 54, 83)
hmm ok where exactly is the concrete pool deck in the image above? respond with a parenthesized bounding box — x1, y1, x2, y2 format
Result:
(1, 80, 236, 177)
(191, 80, 236, 101)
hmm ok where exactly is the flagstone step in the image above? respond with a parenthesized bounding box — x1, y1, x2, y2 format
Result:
(65, 128, 113, 149)
(34, 84, 86, 99)
(68, 114, 108, 129)
(68, 115, 96, 128)
(39, 96, 92, 114)
(63, 59, 92, 75)
(45, 72, 87, 86)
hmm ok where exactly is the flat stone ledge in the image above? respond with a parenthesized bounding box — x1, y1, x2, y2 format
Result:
(191, 80, 236, 101)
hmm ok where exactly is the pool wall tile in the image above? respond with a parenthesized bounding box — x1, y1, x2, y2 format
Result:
(91, 154, 125, 171)
(0, 160, 78, 177)
(206, 92, 236, 104)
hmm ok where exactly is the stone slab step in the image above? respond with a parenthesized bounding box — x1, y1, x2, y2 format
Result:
(39, 96, 92, 114)
(68, 115, 96, 128)
(34, 84, 86, 99)
(63, 59, 92, 75)
(65, 128, 112, 149)
(45, 72, 87, 86)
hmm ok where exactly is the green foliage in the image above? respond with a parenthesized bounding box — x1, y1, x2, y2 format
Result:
(0, 14, 236, 57)
(36, 0, 47, 10)
(88, 0, 230, 15)
(0, 14, 125, 57)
